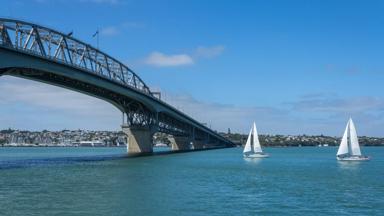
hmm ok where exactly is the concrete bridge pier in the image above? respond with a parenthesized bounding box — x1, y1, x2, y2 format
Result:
(170, 136, 192, 151)
(122, 125, 153, 154)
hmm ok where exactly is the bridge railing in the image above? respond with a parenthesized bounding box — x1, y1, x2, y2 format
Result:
(0, 18, 152, 95)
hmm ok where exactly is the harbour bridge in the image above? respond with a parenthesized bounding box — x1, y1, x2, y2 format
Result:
(0, 18, 235, 154)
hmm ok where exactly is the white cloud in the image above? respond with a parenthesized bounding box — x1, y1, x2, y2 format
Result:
(100, 21, 144, 36)
(162, 92, 289, 134)
(0, 76, 120, 130)
(100, 26, 119, 36)
(144, 52, 194, 67)
(3, 76, 384, 136)
(195, 45, 225, 59)
(161, 92, 384, 136)
(144, 45, 225, 67)
(79, 0, 121, 4)
(291, 93, 384, 113)
(121, 21, 145, 28)
(0, 78, 111, 115)
(37, 0, 123, 4)
(287, 93, 384, 136)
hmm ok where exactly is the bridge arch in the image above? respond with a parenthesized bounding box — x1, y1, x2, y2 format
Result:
(0, 18, 158, 114)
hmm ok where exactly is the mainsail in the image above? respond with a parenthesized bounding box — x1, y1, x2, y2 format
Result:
(349, 119, 362, 156)
(252, 122, 262, 153)
(337, 120, 350, 156)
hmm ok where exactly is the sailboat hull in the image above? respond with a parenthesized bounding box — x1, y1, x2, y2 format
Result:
(337, 155, 370, 161)
(244, 153, 269, 158)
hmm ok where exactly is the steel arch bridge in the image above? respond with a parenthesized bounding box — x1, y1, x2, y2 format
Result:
(0, 18, 235, 153)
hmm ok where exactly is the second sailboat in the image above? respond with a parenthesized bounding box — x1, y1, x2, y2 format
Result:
(243, 122, 269, 158)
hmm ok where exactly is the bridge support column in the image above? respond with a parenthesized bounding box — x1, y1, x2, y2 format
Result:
(122, 125, 153, 154)
(170, 136, 191, 151)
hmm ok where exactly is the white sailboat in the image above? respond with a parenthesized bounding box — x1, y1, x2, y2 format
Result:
(243, 122, 269, 158)
(336, 118, 370, 161)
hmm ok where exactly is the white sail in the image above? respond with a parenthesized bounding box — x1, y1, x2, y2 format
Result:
(349, 118, 361, 156)
(337, 120, 350, 156)
(243, 127, 252, 154)
(252, 122, 262, 153)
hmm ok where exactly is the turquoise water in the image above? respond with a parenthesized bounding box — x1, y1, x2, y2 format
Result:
(0, 147, 383, 215)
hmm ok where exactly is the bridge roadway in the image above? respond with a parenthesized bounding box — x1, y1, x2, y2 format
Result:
(0, 18, 235, 154)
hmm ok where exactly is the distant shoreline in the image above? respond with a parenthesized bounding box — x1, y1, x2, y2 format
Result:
(2, 129, 384, 147)
(1, 145, 383, 148)
(223, 133, 384, 147)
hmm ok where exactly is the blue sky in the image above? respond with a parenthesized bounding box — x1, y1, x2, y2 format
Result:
(1, 0, 384, 136)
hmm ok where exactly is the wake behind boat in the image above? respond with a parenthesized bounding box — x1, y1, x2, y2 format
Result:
(336, 118, 370, 161)
(243, 122, 269, 158)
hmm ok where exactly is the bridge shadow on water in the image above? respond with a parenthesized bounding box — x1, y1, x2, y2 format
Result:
(0, 147, 227, 170)
(0, 154, 126, 170)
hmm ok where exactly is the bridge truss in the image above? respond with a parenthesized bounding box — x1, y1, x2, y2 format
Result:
(0, 18, 151, 94)
(0, 18, 234, 148)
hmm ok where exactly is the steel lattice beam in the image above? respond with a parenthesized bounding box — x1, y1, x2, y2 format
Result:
(0, 18, 152, 95)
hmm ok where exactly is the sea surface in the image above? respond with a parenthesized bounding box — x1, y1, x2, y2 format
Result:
(0, 146, 383, 215)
